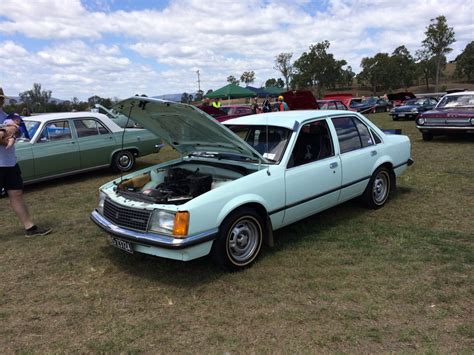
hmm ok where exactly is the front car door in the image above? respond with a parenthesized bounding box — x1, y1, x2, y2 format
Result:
(283, 118, 342, 225)
(32, 119, 80, 178)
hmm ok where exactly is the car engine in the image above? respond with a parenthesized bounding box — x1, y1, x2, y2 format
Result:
(117, 167, 213, 204)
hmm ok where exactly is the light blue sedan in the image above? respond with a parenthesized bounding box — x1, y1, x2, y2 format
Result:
(91, 97, 413, 271)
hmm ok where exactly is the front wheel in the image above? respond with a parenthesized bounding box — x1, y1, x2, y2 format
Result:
(112, 150, 135, 172)
(211, 208, 264, 271)
(363, 167, 392, 209)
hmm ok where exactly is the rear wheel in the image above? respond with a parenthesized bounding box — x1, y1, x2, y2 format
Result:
(112, 150, 135, 172)
(422, 132, 433, 141)
(363, 167, 392, 209)
(211, 208, 264, 271)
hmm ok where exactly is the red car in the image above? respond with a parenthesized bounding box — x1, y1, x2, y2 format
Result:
(323, 93, 358, 111)
(196, 104, 253, 122)
(316, 99, 348, 110)
(280, 90, 319, 110)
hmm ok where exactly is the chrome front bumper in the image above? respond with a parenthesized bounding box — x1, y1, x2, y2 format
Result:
(90, 210, 218, 249)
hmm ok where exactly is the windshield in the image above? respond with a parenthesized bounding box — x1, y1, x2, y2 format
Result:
(23, 120, 41, 138)
(437, 94, 474, 109)
(225, 125, 292, 163)
(405, 99, 425, 106)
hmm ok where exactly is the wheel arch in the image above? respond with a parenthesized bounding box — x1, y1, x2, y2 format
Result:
(217, 198, 274, 248)
(373, 160, 396, 191)
(109, 147, 139, 162)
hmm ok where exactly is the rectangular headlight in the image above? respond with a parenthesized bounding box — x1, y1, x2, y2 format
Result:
(150, 210, 176, 234)
(149, 210, 190, 237)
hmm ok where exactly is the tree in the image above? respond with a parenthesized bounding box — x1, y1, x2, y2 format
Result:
(19, 83, 52, 113)
(265, 78, 285, 88)
(195, 89, 204, 101)
(180, 93, 193, 103)
(357, 53, 395, 94)
(274, 53, 293, 90)
(340, 66, 355, 87)
(416, 49, 439, 91)
(421, 15, 455, 91)
(240, 71, 255, 86)
(391, 46, 417, 90)
(226, 75, 239, 85)
(455, 41, 474, 81)
(292, 41, 348, 97)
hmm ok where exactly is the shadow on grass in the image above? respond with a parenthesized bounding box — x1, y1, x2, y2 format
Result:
(416, 134, 474, 144)
(99, 185, 416, 285)
(103, 245, 224, 286)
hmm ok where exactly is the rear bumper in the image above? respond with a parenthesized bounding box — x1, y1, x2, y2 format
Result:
(90, 209, 218, 250)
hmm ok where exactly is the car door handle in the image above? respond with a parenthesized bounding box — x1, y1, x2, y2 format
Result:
(329, 162, 338, 169)
(370, 150, 377, 156)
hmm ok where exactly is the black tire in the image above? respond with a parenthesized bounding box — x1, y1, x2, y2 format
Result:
(422, 132, 433, 141)
(393, 116, 399, 121)
(211, 208, 264, 271)
(112, 150, 135, 172)
(363, 166, 392, 209)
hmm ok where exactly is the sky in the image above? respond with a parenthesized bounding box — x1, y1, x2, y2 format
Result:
(0, 0, 472, 101)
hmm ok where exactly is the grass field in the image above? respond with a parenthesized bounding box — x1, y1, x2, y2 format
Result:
(1, 113, 473, 353)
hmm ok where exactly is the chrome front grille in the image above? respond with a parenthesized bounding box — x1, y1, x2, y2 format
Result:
(425, 118, 471, 126)
(103, 198, 151, 231)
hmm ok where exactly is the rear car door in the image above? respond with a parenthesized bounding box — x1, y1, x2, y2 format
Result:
(330, 115, 378, 202)
(283, 119, 342, 225)
(73, 118, 117, 169)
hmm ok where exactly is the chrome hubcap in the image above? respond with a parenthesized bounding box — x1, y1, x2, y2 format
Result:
(228, 217, 260, 263)
(119, 154, 131, 168)
(373, 171, 389, 204)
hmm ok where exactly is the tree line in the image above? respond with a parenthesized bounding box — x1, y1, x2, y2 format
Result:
(222, 15, 472, 98)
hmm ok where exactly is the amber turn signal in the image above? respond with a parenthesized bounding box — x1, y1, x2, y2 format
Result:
(173, 211, 189, 237)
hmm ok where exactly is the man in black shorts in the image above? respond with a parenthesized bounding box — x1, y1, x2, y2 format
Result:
(0, 87, 52, 237)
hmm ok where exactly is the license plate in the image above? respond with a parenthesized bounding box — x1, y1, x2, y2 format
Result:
(111, 237, 134, 254)
(398, 113, 405, 117)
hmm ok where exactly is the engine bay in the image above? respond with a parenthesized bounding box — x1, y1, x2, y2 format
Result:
(115, 163, 248, 204)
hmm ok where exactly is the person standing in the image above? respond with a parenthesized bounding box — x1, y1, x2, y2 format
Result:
(277, 95, 289, 111)
(212, 97, 221, 108)
(0, 87, 52, 237)
(262, 95, 271, 113)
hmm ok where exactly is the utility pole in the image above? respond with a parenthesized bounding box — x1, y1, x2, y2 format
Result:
(196, 70, 201, 92)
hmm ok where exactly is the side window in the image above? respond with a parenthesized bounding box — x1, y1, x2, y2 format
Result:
(332, 116, 374, 153)
(370, 129, 382, 144)
(289, 120, 334, 168)
(331, 117, 362, 153)
(38, 120, 72, 142)
(336, 102, 346, 110)
(353, 117, 374, 148)
(74, 119, 109, 137)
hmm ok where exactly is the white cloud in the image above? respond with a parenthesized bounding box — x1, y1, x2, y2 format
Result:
(0, 0, 472, 100)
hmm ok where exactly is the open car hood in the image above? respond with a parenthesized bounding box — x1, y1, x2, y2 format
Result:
(113, 97, 266, 161)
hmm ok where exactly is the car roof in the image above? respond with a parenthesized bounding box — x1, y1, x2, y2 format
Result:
(444, 90, 474, 96)
(223, 110, 349, 129)
(23, 111, 123, 132)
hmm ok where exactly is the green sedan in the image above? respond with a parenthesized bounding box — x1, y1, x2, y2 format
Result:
(16, 111, 161, 184)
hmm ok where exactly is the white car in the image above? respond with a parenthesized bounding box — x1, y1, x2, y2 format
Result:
(91, 97, 413, 271)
